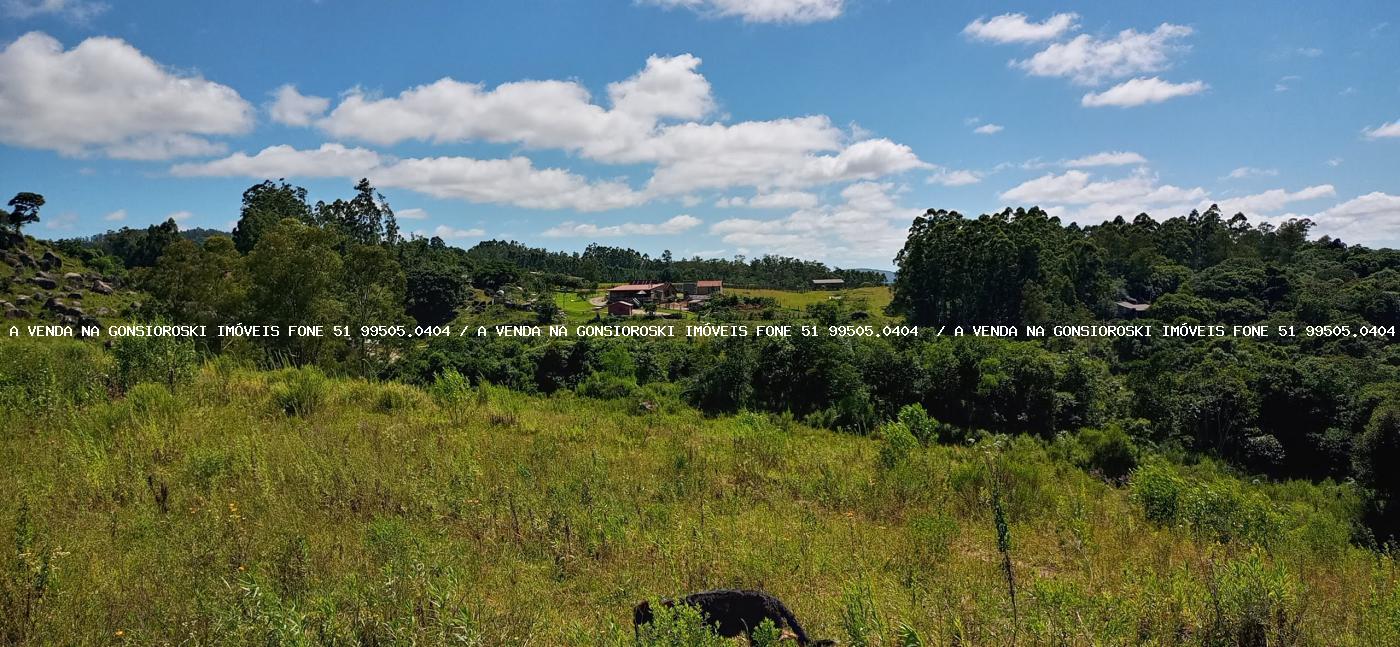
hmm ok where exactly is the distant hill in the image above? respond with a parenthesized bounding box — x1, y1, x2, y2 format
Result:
(847, 268, 896, 283)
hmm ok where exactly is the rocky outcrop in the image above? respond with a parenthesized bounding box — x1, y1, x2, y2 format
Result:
(92, 280, 114, 295)
(30, 276, 57, 290)
(39, 250, 62, 271)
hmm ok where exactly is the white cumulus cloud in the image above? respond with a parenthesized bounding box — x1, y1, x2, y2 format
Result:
(1226, 166, 1279, 179)
(430, 225, 485, 240)
(927, 168, 983, 186)
(1064, 151, 1147, 167)
(1015, 23, 1194, 86)
(640, 0, 844, 24)
(973, 123, 1004, 135)
(0, 32, 253, 159)
(543, 214, 702, 237)
(267, 84, 330, 127)
(1363, 119, 1400, 139)
(311, 55, 927, 198)
(963, 12, 1078, 43)
(1273, 192, 1400, 246)
(1081, 77, 1207, 107)
(3, 0, 107, 22)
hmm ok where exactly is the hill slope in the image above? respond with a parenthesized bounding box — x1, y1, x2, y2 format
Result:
(1, 343, 1396, 644)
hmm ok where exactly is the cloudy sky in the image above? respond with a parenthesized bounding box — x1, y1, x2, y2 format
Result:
(2, 0, 1397, 267)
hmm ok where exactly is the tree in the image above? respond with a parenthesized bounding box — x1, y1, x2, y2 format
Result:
(246, 219, 346, 364)
(313, 178, 399, 247)
(232, 180, 311, 253)
(5, 192, 44, 233)
(341, 243, 409, 369)
(1354, 404, 1400, 539)
(140, 236, 247, 338)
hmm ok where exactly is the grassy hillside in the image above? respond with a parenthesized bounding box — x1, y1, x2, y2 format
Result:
(2, 340, 1397, 645)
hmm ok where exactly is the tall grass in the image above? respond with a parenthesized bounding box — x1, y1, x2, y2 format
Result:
(0, 356, 1394, 644)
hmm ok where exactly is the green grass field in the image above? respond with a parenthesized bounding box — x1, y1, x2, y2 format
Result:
(2, 341, 1397, 645)
(730, 286, 893, 313)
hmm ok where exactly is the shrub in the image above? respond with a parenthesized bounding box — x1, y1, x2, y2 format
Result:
(1131, 463, 1185, 524)
(1060, 426, 1138, 480)
(125, 382, 180, 421)
(749, 618, 784, 647)
(0, 338, 109, 416)
(897, 403, 939, 444)
(111, 334, 199, 391)
(877, 422, 919, 469)
(271, 366, 329, 416)
(1132, 463, 1283, 546)
(576, 372, 637, 400)
(635, 602, 729, 647)
(372, 382, 425, 413)
(1207, 550, 1302, 645)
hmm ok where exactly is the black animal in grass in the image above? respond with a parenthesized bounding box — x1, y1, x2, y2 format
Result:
(633, 589, 836, 645)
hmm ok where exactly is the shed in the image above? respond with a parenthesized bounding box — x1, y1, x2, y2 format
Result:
(811, 278, 845, 289)
(608, 301, 635, 316)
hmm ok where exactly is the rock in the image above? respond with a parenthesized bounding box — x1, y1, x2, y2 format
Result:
(30, 276, 57, 290)
(44, 297, 64, 311)
(92, 280, 114, 295)
(95, 306, 112, 316)
(39, 250, 62, 271)
(15, 295, 30, 305)
(63, 272, 82, 282)
(67, 292, 84, 300)
(3, 307, 22, 319)
(17, 252, 36, 267)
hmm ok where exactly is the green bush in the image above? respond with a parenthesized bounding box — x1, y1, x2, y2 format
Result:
(0, 338, 110, 416)
(877, 422, 919, 469)
(430, 368, 472, 406)
(1131, 463, 1185, 524)
(576, 371, 637, 400)
(635, 602, 729, 647)
(897, 403, 939, 444)
(111, 334, 199, 391)
(372, 382, 425, 413)
(749, 618, 784, 647)
(1132, 463, 1283, 545)
(1207, 550, 1302, 645)
(1056, 426, 1137, 480)
(271, 366, 329, 416)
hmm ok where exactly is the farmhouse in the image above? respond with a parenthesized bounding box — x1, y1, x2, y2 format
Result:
(674, 280, 723, 299)
(811, 278, 844, 289)
(606, 282, 674, 304)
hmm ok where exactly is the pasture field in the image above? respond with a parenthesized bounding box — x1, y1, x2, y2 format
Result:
(730, 286, 893, 313)
(2, 339, 1396, 645)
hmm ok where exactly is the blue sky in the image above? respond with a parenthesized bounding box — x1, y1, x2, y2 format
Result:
(2, 0, 1397, 268)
